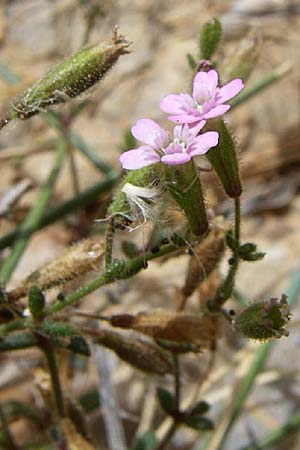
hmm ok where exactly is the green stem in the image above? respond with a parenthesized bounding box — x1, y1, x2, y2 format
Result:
(0, 240, 189, 337)
(0, 172, 118, 250)
(105, 218, 115, 268)
(0, 138, 67, 285)
(214, 197, 241, 306)
(39, 336, 65, 417)
(48, 240, 185, 315)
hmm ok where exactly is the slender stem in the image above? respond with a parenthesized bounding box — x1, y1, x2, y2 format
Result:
(40, 337, 65, 417)
(155, 355, 181, 450)
(0, 138, 67, 285)
(105, 218, 115, 268)
(214, 197, 241, 307)
(48, 240, 187, 315)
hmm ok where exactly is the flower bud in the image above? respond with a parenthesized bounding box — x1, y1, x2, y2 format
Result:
(206, 119, 242, 198)
(28, 286, 45, 319)
(164, 161, 208, 237)
(235, 294, 291, 340)
(199, 18, 222, 60)
(8, 29, 130, 121)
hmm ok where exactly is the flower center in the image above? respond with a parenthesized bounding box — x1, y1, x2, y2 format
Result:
(197, 103, 204, 113)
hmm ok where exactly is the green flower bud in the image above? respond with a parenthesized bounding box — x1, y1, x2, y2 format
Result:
(199, 18, 222, 60)
(164, 161, 208, 237)
(8, 29, 130, 121)
(206, 119, 242, 198)
(28, 286, 45, 319)
(235, 294, 291, 340)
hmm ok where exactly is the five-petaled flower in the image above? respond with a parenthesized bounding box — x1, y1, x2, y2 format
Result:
(160, 70, 244, 127)
(119, 118, 219, 169)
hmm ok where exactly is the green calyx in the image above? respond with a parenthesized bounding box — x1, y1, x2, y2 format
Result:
(235, 294, 291, 340)
(164, 160, 208, 237)
(206, 119, 242, 198)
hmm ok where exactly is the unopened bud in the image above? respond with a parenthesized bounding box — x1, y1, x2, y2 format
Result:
(199, 18, 222, 60)
(28, 286, 45, 319)
(235, 294, 291, 340)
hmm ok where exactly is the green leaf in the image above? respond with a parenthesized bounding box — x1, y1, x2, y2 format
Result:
(133, 431, 156, 450)
(185, 416, 214, 431)
(157, 388, 176, 415)
(190, 401, 210, 417)
(239, 242, 265, 261)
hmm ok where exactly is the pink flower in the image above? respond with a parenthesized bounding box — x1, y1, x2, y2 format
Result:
(119, 118, 218, 169)
(160, 70, 244, 126)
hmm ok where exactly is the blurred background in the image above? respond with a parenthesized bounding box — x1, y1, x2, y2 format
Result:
(0, 1, 300, 449)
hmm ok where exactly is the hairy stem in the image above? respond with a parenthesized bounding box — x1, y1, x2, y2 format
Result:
(214, 196, 241, 307)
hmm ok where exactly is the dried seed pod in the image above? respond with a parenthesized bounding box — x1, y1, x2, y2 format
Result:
(182, 226, 225, 299)
(109, 311, 219, 347)
(90, 327, 174, 375)
(7, 238, 104, 301)
(8, 29, 130, 121)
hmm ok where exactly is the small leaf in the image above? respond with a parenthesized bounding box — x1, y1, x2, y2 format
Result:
(185, 416, 214, 431)
(189, 401, 210, 417)
(239, 242, 265, 261)
(67, 336, 90, 356)
(157, 388, 176, 415)
(133, 431, 156, 450)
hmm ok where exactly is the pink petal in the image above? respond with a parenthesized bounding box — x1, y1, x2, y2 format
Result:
(192, 70, 218, 100)
(119, 146, 160, 170)
(218, 79, 244, 103)
(202, 104, 230, 119)
(187, 120, 206, 136)
(164, 143, 183, 155)
(131, 119, 169, 148)
(161, 153, 191, 165)
(160, 94, 190, 114)
(188, 131, 219, 157)
(168, 114, 203, 124)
